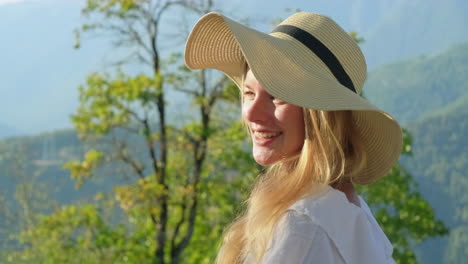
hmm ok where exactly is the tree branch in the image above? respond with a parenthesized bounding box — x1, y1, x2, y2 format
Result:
(173, 87, 199, 97)
(170, 190, 188, 258)
(113, 139, 146, 180)
(208, 74, 228, 108)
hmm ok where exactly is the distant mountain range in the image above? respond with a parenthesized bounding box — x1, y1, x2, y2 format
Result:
(0, 123, 22, 139)
(364, 42, 468, 264)
(404, 97, 468, 264)
(364, 42, 468, 124)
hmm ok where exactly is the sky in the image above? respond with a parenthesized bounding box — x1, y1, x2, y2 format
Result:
(0, 0, 30, 4)
(0, 0, 467, 137)
(0, 0, 348, 135)
(0, 0, 44, 6)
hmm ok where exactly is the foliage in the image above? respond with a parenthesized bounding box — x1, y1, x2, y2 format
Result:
(65, 149, 104, 188)
(3, 203, 130, 264)
(1, 119, 257, 264)
(63, 0, 251, 263)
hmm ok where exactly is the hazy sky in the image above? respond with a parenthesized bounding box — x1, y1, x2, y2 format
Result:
(1, 0, 467, 136)
(0, 0, 360, 135)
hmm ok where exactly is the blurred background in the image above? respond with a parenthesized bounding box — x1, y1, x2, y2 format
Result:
(0, 0, 467, 263)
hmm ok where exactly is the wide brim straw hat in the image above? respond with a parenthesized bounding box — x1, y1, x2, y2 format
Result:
(184, 12, 402, 185)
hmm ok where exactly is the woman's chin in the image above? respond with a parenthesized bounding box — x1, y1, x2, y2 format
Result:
(254, 160, 271, 166)
(253, 153, 277, 166)
(253, 148, 303, 166)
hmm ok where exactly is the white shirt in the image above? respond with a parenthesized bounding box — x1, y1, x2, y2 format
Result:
(244, 185, 395, 264)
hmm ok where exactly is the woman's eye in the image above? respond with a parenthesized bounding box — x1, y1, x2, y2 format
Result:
(243, 91, 255, 99)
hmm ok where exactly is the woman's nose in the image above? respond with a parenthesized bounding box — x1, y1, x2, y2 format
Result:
(242, 95, 272, 123)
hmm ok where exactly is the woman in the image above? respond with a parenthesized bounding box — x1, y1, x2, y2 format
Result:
(185, 12, 401, 264)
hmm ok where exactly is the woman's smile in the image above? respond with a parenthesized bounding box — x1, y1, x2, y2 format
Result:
(252, 130, 283, 146)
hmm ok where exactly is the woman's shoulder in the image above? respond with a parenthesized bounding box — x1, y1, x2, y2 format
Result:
(288, 184, 363, 220)
(282, 185, 394, 263)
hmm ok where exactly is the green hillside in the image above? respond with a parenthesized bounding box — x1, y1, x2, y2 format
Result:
(403, 96, 468, 264)
(0, 129, 142, 250)
(363, 41, 468, 263)
(364, 42, 468, 124)
(362, 41, 468, 264)
(0, 130, 133, 208)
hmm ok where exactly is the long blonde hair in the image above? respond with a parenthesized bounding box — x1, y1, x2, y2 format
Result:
(215, 106, 368, 263)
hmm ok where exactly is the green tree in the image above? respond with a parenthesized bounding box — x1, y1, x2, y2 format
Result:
(2, 1, 255, 263)
(67, 0, 252, 263)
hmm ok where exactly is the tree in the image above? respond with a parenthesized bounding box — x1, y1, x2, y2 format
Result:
(65, 0, 253, 263)
(2, 1, 255, 263)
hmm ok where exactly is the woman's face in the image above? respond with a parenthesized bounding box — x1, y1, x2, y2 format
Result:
(242, 70, 305, 165)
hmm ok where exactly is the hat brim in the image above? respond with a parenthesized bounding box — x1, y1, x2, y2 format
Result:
(185, 12, 402, 184)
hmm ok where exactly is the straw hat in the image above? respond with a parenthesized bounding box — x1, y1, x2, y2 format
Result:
(184, 12, 402, 184)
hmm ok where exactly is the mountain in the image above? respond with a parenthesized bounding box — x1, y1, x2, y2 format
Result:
(0, 123, 22, 139)
(0, 130, 97, 205)
(362, 42, 468, 264)
(364, 42, 468, 124)
(402, 94, 468, 264)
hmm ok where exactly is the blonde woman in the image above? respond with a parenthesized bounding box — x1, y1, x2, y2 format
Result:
(185, 12, 401, 264)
